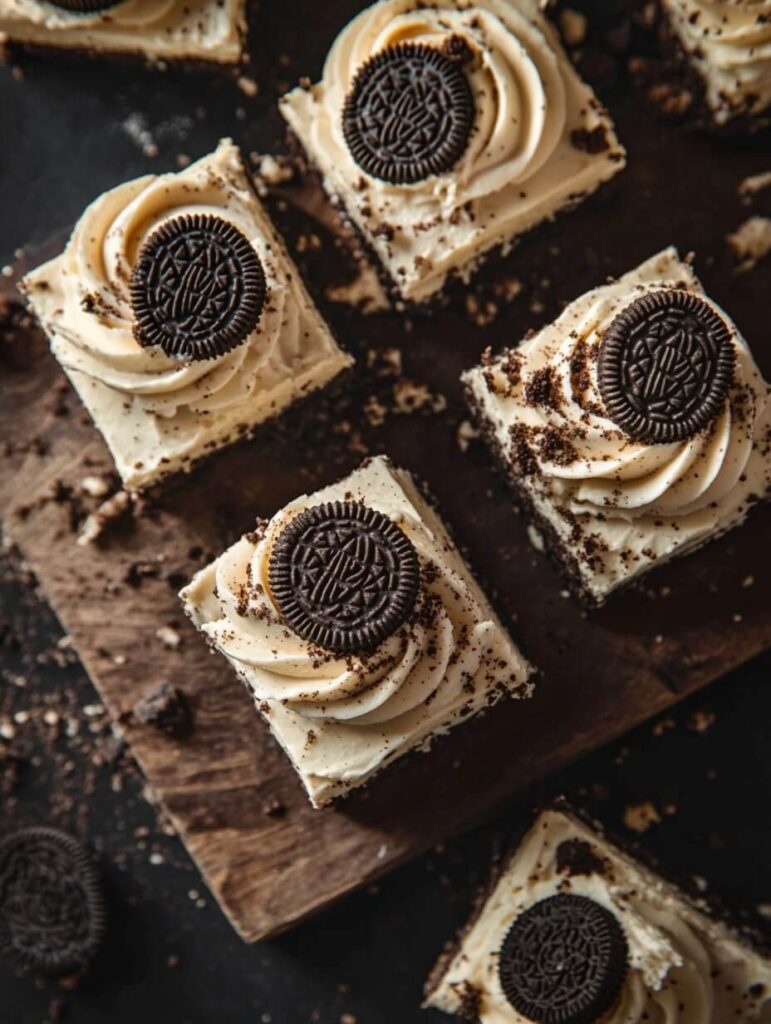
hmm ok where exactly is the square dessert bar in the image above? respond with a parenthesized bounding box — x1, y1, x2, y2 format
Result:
(180, 456, 533, 808)
(464, 247, 771, 605)
(425, 807, 771, 1022)
(660, 0, 771, 127)
(0, 0, 246, 64)
(21, 139, 352, 491)
(280, 0, 625, 305)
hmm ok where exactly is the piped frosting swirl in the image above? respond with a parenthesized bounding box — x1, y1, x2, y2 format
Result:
(200, 496, 494, 729)
(297, 0, 570, 217)
(26, 142, 310, 422)
(480, 254, 765, 524)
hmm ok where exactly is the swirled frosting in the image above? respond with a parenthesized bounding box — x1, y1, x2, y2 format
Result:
(464, 248, 771, 601)
(0, 0, 245, 62)
(22, 140, 351, 489)
(663, 0, 771, 124)
(426, 809, 771, 1023)
(181, 457, 532, 806)
(281, 0, 625, 302)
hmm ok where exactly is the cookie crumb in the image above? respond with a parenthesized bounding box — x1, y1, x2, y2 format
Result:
(623, 801, 661, 833)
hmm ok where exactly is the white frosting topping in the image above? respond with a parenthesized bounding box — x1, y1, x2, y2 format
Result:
(22, 140, 350, 489)
(482, 264, 761, 521)
(0, 0, 244, 62)
(464, 248, 771, 599)
(281, 0, 625, 301)
(181, 457, 532, 804)
(203, 506, 486, 730)
(39, 154, 306, 420)
(427, 810, 771, 1023)
(298, 0, 569, 212)
(663, 0, 771, 122)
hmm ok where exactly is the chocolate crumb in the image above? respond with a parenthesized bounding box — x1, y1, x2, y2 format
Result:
(453, 981, 482, 1021)
(524, 366, 560, 409)
(556, 838, 606, 877)
(538, 428, 577, 466)
(262, 799, 287, 819)
(133, 683, 192, 739)
(570, 126, 610, 154)
(440, 34, 475, 66)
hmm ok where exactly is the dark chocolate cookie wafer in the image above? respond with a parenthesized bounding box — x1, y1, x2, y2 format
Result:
(598, 289, 735, 444)
(498, 894, 628, 1024)
(131, 213, 267, 362)
(342, 42, 474, 185)
(268, 502, 420, 655)
(0, 827, 106, 975)
(44, 0, 123, 12)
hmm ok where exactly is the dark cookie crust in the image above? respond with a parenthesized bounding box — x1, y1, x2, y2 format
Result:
(463, 380, 602, 606)
(268, 501, 420, 655)
(342, 42, 474, 185)
(130, 213, 267, 362)
(497, 893, 628, 1024)
(0, 827, 106, 975)
(598, 289, 735, 444)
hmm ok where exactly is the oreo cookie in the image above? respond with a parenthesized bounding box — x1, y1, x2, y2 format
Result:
(342, 42, 474, 185)
(598, 289, 735, 444)
(0, 827, 106, 975)
(268, 502, 420, 655)
(130, 213, 267, 362)
(498, 894, 628, 1024)
(44, 0, 123, 12)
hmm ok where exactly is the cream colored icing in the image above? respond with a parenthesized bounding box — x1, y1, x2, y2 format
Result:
(464, 247, 771, 602)
(181, 457, 533, 807)
(22, 140, 351, 490)
(662, 0, 771, 123)
(426, 809, 771, 1023)
(0, 0, 245, 62)
(280, 0, 625, 303)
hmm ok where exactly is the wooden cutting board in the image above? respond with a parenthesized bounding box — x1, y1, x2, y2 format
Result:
(1, 62, 770, 940)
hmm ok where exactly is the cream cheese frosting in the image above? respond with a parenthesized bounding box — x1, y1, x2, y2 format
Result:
(180, 456, 533, 807)
(426, 808, 771, 1023)
(280, 0, 625, 303)
(22, 140, 352, 490)
(464, 247, 771, 603)
(0, 0, 246, 63)
(662, 0, 771, 124)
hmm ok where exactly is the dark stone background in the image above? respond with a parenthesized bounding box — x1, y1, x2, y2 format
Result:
(1, 1, 769, 1021)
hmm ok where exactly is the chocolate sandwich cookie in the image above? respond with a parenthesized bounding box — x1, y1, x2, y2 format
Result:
(598, 289, 735, 444)
(0, 827, 106, 975)
(268, 501, 420, 655)
(43, 0, 124, 11)
(342, 42, 474, 185)
(131, 213, 267, 362)
(498, 893, 628, 1024)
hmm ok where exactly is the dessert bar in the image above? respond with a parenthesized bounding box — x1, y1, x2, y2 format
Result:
(464, 247, 771, 604)
(0, 0, 246, 64)
(281, 0, 625, 304)
(426, 806, 771, 1022)
(21, 139, 351, 491)
(660, 0, 771, 128)
(180, 456, 533, 807)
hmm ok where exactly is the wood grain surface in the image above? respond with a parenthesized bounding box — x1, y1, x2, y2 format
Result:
(1, 37, 770, 940)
